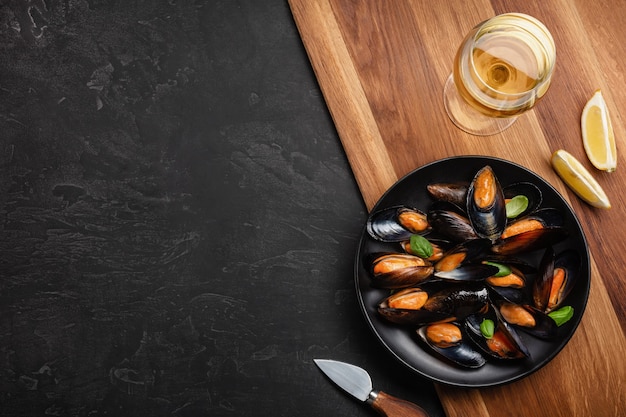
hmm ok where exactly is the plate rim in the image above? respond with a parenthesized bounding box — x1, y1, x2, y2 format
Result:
(354, 155, 591, 387)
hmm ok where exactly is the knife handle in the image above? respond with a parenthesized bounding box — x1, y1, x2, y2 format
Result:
(370, 391, 430, 417)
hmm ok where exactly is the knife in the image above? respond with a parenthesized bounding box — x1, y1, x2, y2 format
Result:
(314, 359, 430, 417)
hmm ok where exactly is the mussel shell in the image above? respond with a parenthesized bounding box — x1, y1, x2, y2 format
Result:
(378, 288, 450, 326)
(417, 323, 486, 368)
(503, 182, 543, 219)
(500, 208, 565, 237)
(427, 182, 469, 207)
(427, 202, 478, 242)
(533, 247, 581, 312)
(551, 249, 581, 310)
(487, 285, 528, 305)
(491, 209, 569, 255)
(400, 238, 453, 262)
(433, 238, 495, 281)
(368, 252, 434, 289)
(495, 301, 558, 340)
(533, 246, 555, 311)
(466, 166, 507, 242)
(434, 264, 500, 282)
(367, 206, 430, 242)
(378, 283, 489, 325)
(465, 305, 530, 360)
(481, 254, 537, 274)
(484, 265, 530, 304)
(491, 227, 569, 256)
(421, 283, 490, 321)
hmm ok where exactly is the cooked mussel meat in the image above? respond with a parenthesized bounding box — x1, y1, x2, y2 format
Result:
(466, 166, 507, 242)
(367, 206, 430, 242)
(369, 253, 434, 289)
(433, 239, 498, 281)
(482, 255, 536, 303)
(496, 301, 558, 339)
(417, 322, 486, 368)
(377, 284, 489, 325)
(400, 238, 451, 262)
(465, 305, 530, 360)
(534, 247, 580, 312)
(377, 287, 450, 325)
(483, 263, 529, 304)
(485, 266, 526, 288)
(491, 208, 569, 255)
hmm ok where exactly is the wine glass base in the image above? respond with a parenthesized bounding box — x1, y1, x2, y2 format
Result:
(443, 75, 518, 136)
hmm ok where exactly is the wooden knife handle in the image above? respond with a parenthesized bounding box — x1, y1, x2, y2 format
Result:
(370, 391, 430, 417)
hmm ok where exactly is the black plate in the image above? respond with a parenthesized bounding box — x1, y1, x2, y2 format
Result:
(355, 156, 590, 387)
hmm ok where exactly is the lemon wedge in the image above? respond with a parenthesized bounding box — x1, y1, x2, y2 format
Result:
(551, 149, 611, 209)
(581, 90, 617, 172)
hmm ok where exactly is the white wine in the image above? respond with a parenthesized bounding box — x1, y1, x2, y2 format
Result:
(453, 14, 555, 118)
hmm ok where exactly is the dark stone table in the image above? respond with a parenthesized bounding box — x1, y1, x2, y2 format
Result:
(0, 1, 445, 416)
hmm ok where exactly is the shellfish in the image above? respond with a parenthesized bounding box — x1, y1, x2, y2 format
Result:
(466, 166, 507, 242)
(417, 322, 486, 368)
(496, 301, 558, 340)
(427, 202, 478, 242)
(377, 284, 489, 326)
(367, 206, 430, 242)
(465, 305, 530, 360)
(368, 253, 434, 289)
(534, 247, 581, 312)
(491, 208, 569, 255)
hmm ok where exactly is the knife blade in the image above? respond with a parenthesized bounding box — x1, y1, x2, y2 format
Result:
(314, 359, 430, 417)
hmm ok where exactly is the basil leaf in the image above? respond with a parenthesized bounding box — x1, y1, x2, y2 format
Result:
(483, 261, 511, 277)
(480, 319, 495, 339)
(506, 195, 529, 218)
(548, 306, 574, 326)
(410, 234, 433, 258)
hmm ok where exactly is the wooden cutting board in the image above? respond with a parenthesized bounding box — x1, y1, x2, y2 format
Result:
(289, 1, 626, 416)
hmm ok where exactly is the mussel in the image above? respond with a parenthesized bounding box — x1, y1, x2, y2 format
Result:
(377, 283, 489, 325)
(427, 182, 469, 207)
(533, 247, 580, 312)
(484, 265, 529, 304)
(424, 284, 490, 322)
(491, 208, 569, 255)
(400, 238, 452, 262)
(368, 253, 434, 288)
(367, 206, 430, 242)
(427, 202, 478, 242)
(465, 305, 530, 360)
(417, 322, 486, 368)
(496, 301, 558, 339)
(377, 287, 450, 325)
(433, 239, 498, 281)
(503, 182, 543, 219)
(478, 255, 535, 303)
(427, 180, 542, 224)
(466, 166, 507, 242)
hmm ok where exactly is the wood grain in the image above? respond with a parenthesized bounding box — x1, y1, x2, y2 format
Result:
(289, 1, 626, 416)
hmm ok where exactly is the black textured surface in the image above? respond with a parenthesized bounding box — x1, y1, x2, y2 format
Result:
(0, 1, 445, 416)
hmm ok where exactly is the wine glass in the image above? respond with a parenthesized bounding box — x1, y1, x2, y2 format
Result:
(443, 13, 556, 136)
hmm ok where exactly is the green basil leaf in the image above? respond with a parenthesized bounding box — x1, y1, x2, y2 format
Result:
(483, 261, 511, 277)
(410, 234, 433, 258)
(506, 195, 529, 219)
(480, 319, 495, 339)
(548, 306, 574, 326)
